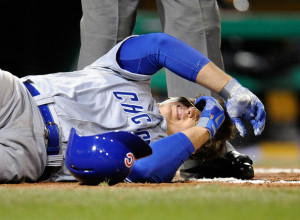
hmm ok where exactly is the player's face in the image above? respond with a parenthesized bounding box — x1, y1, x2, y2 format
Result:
(159, 97, 201, 135)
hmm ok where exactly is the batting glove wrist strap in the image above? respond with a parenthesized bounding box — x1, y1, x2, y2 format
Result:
(218, 78, 242, 101)
(196, 96, 225, 139)
(197, 117, 213, 138)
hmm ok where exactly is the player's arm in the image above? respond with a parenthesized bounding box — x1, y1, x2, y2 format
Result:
(196, 62, 232, 93)
(117, 33, 266, 137)
(128, 96, 224, 183)
(129, 127, 210, 183)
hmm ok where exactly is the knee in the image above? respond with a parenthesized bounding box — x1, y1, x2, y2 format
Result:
(0, 70, 16, 103)
(0, 70, 15, 92)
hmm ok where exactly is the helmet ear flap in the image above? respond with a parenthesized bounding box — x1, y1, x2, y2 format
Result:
(65, 128, 152, 185)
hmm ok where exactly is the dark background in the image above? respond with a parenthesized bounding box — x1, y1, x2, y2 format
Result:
(0, 0, 82, 76)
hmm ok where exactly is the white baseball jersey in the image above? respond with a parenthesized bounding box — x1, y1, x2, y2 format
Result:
(21, 39, 168, 181)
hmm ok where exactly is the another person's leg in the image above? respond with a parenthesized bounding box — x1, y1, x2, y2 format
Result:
(156, 0, 223, 97)
(78, 0, 140, 69)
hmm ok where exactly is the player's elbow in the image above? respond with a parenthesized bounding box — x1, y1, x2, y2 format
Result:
(128, 162, 173, 183)
(147, 33, 174, 50)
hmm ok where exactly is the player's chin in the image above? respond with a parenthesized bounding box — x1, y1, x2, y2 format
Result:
(184, 121, 195, 130)
(167, 124, 183, 135)
(177, 124, 193, 133)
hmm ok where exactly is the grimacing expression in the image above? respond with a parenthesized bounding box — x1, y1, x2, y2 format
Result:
(159, 97, 201, 135)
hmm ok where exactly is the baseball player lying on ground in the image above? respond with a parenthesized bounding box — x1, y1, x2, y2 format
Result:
(0, 33, 265, 184)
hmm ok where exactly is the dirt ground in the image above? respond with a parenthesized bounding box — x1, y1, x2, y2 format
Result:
(1, 169, 300, 189)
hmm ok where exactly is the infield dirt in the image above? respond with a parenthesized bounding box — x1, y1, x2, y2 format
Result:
(2, 167, 300, 189)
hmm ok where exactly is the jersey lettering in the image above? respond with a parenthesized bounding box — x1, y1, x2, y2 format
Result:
(113, 92, 139, 101)
(131, 114, 152, 124)
(121, 104, 143, 113)
(113, 91, 152, 143)
(135, 131, 151, 144)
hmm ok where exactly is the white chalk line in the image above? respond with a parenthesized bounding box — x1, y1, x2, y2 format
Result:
(188, 168, 300, 184)
(192, 178, 300, 184)
(254, 168, 300, 174)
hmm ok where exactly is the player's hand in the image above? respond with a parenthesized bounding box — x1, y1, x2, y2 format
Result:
(219, 79, 266, 137)
(195, 96, 225, 138)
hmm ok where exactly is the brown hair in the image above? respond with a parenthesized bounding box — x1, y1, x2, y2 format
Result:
(190, 98, 236, 162)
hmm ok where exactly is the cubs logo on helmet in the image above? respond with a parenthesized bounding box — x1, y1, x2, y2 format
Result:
(124, 153, 134, 168)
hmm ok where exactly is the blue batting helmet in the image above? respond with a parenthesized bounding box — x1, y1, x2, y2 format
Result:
(65, 128, 152, 185)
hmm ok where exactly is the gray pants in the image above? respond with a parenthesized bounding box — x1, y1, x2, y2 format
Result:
(78, 0, 223, 98)
(77, 0, 140, 70)
(0, 70, 46, 183)
(157, 0, 224, 98)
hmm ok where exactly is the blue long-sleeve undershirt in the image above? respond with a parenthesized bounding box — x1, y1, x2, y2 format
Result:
(117, 33, 210, 82)
(128, 132, 195, 183)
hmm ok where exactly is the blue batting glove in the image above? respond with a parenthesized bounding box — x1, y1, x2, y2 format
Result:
(219, 79, 266, 137)
(195, 96, 225, 138)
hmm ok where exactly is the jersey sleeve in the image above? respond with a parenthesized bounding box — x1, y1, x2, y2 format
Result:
(87, 36, 152, 82)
